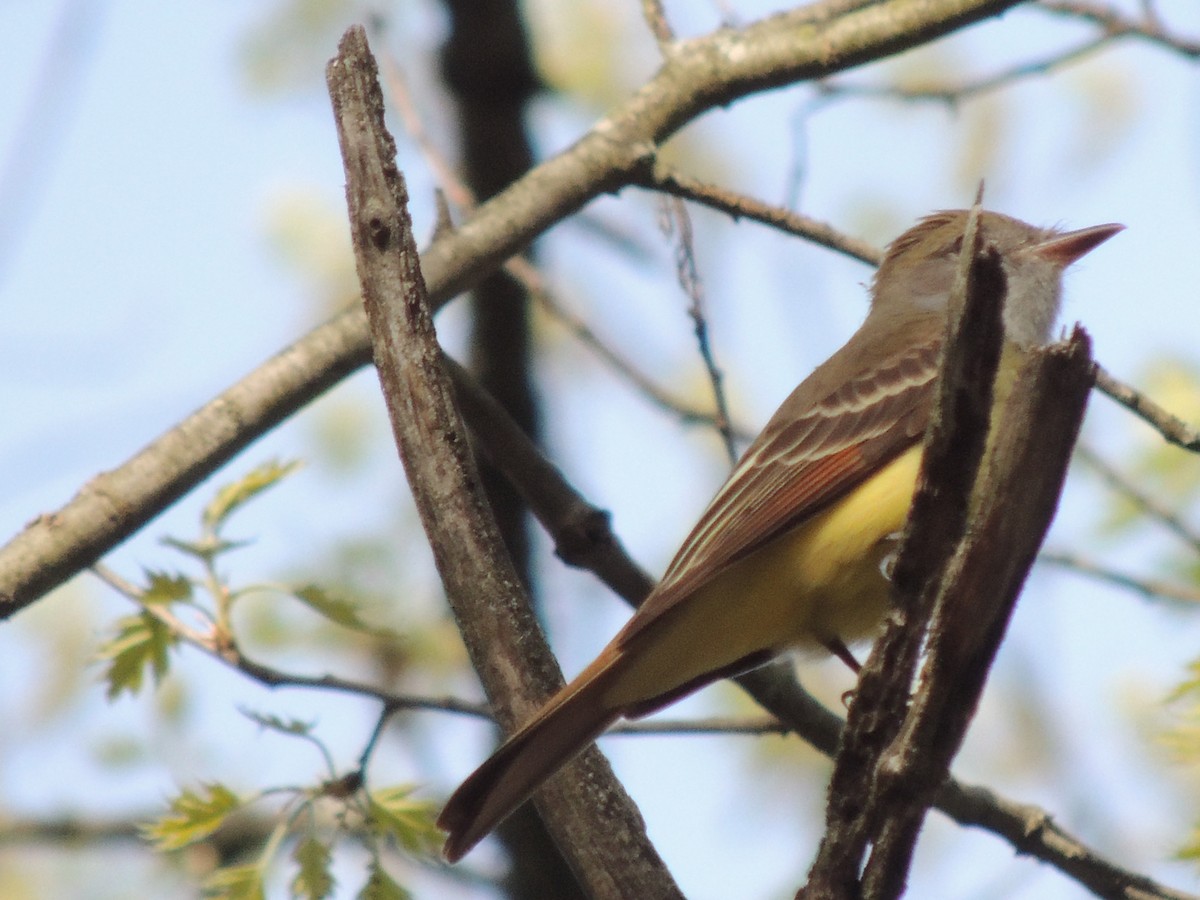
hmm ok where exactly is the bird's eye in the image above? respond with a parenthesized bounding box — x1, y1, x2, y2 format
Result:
(946, 235, 964, 256)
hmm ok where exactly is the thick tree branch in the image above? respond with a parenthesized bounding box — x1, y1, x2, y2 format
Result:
(802, 201, 1006, 898)
(437, 3, 576, 884)
(861, 330, 1095, 897)
(0, 0, 1025, 617)
(326, 28, 680, 897)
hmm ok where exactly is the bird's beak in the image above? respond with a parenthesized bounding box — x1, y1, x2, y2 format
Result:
(1034, 222, 1125, 267)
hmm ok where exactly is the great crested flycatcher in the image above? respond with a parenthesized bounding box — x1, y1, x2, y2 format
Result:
(438, 209, 1122, 862)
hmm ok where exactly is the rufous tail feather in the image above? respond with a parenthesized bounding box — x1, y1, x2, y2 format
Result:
(438, 666, 620, 862)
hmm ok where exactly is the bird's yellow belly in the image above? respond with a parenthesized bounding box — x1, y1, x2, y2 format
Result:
(604, 447, 923, 707)
(766, 445, 923, 645)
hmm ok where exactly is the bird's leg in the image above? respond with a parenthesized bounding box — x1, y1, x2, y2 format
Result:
(822, 637, 861, 673)
(822, 638, 863, 708)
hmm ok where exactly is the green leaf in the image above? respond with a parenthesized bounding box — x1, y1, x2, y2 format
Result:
(142, 783, 241, 851)
(203, 459, 302, 533)
(365, 785, 441, 855)
(291, 584, 378, 633)
(143, 570, 193, 605)
(292, 836, 335, 900)
(238, 706, 315, 737)
(161, 534, 250, 563)
(357, 861, 410, 900)
(98, 612, 177, 700)
(203, 862, 265, 900)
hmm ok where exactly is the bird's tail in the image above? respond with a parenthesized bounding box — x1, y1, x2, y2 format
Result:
(438, 663, 621, 863)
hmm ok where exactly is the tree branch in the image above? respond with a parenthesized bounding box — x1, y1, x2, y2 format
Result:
(326, 27, 680, 897)
(1094, 364, 1200, 453)
(639, 164, 883, 265)
(1037, 0, 1200, 58)
(0, 0, 1025, 618)
(1039, 550, 1200, 607)
(802, 200, 1006, 898)
(1075, 443, 1200, 553)
(862, 330, 1095, 897)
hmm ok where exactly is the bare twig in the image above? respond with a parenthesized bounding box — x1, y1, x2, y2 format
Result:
(511, 255, 749, 436)
(1037, 0, 1200, 58)
(610, 714, 783, 736)
(661, 196, 738, 463)
(1094, 364, 1200, 453)
(372, 36, 474, 212)
(640, 164, 882, 265)
(1075, 443, 1200, 554)
(936, 778, 1199, 900)
(1039, 550, 1200, 607)
(641, 0, 675, 47)
(815, 1, 1199, 108)
(817, 36, 1110, 106)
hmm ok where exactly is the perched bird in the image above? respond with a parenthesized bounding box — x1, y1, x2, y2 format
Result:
(438, 209, 1122, 862)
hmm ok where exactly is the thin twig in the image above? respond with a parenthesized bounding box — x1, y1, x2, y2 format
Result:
(90, 561, 494, 716)
(936, 779, 1199, 900)
(610, 715, 786, 736)
(816, 36, 1110, 106)
(1039, 550, 1200, 607)
(1075, 443, 1200, 555)
(640, 0, 675, 47)
(97, 554, 792, 740)
(358, 705, 398, 773)
(89, 563, 211, 645)
(662, 196, 738, 463)
(511, 254, 751, 437)
(641, 163, 882, 266)
(816, 2, 1199, 107)
(1094, 364, 1200, 453)
(372, 33, 475, 212)
(1037, 0, 1200, 58)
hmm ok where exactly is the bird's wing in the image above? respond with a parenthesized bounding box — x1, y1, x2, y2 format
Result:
(619, 331, 942, 643)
